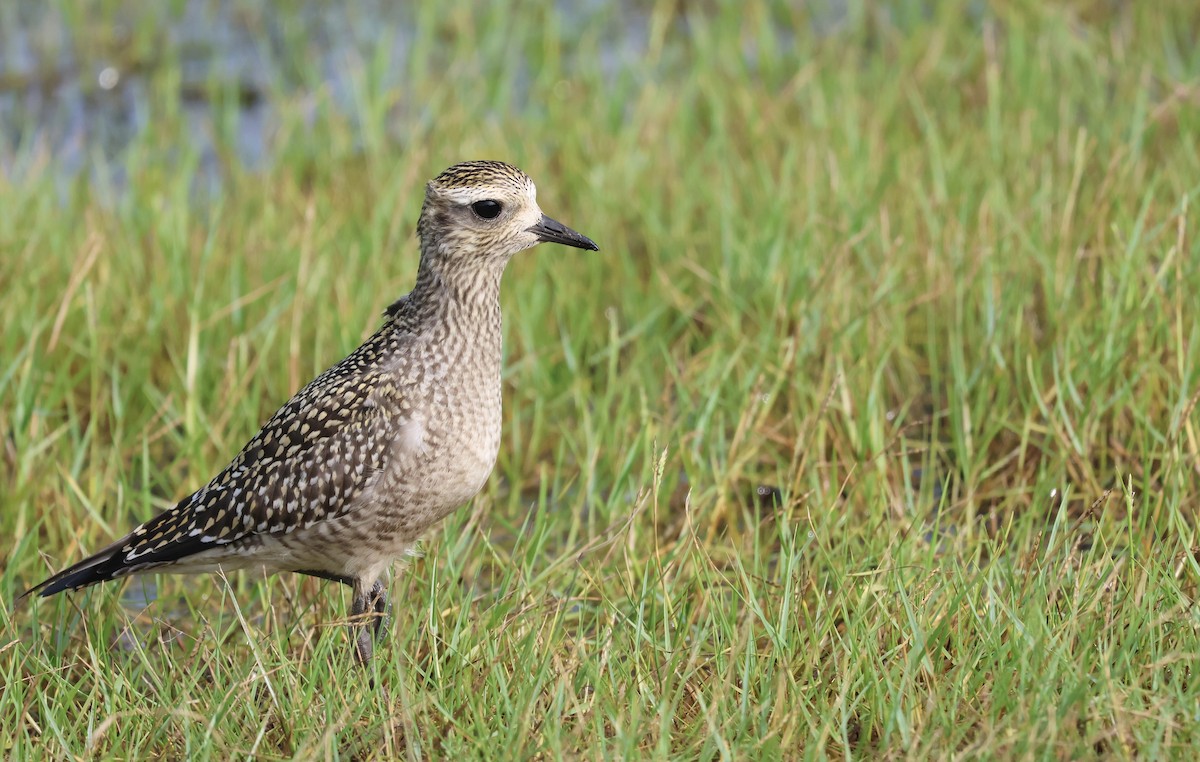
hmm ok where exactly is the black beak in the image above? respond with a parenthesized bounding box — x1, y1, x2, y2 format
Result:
(528, 214, 599, 251)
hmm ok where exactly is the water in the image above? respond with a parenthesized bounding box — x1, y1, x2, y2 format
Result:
(0, 0, 424, 188)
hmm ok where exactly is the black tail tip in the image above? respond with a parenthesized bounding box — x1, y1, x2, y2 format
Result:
(18, 580, 59, 601)
(20, 569, 99, 601)
(19, 544, 126, 602)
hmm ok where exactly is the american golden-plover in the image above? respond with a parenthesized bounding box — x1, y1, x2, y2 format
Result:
(23, 160, 598, 664)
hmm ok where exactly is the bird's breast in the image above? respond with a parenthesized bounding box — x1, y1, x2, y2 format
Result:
(373, 340, 503, 529)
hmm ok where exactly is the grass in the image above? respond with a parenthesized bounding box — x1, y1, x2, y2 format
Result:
(3, 0, 1200, 758)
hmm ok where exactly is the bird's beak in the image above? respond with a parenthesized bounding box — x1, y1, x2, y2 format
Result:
(528, 214, 599, 251)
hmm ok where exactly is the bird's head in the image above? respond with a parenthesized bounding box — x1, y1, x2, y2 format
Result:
(417, 161, 598, 268)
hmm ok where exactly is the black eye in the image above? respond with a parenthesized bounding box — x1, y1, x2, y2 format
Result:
(471, 200, 503, 219)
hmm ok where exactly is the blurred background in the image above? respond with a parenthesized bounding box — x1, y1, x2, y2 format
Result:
(2, 0, 674, 192)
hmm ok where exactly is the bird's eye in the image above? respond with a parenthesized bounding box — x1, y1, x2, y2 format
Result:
(471, 200, 503, 219)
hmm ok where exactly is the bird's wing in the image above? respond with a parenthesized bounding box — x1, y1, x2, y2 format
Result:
(25, 363, 402, 596)
(130, 370, 394, 562)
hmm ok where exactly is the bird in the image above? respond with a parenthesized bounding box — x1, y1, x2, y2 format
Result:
(22, 160, 598, 664)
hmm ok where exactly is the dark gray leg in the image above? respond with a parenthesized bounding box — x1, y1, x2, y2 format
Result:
(351, 579, 388, 665)
(296, 571, 387, 666)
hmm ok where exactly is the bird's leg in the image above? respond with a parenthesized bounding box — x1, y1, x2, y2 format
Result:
(350, 578, 390, 665)
(301, 571, 384, 665)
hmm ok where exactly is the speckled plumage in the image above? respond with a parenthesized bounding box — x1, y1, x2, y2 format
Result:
(24, 160, 598, 663)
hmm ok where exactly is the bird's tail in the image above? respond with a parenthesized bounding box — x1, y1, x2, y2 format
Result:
(20, 539, 129, 599)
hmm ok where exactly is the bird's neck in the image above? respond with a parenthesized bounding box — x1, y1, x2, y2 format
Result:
(403, 251, 506, 334)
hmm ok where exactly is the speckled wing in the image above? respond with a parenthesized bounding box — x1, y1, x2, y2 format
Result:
(25, 365, 398, 595)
